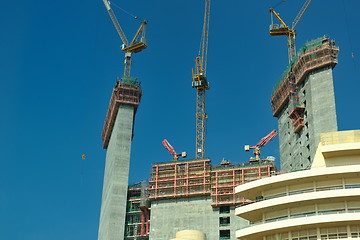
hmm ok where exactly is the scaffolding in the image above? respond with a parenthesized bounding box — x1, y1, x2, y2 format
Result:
(210, 161, 277, 206)
(271, 36, 339, 118)
(289, 105, 305, 133)
(148, 159, 212, 200)
(102, 77, 142, 149)
(125, 182, 150, 240)
(148, 158, 277, 206)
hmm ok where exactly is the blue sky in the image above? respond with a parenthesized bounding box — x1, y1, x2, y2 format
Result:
(1, 0, 359, 239)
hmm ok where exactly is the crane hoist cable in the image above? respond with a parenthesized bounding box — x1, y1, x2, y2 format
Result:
(272, 0, 287, 10)
(111, 1, 143, 21)
(341, 0, 357, 69)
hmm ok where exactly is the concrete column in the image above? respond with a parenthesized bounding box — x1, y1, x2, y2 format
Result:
(98, 104, 135, 240)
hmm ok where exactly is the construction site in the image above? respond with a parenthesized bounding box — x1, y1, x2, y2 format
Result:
(97, 0, 346, 240)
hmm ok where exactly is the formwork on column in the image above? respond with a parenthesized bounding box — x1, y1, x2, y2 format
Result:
(270, 36, 339, 120)
(102, 78, 142, 149)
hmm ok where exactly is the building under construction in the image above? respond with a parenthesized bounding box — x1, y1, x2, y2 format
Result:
(271, 36, 339, 171)
(123, 158, 278, 240)
(124, 182, 150, 240)
(118, 36, 341, 239)
(120, 36, 341, 239)
(97, 0, 343, 239)
(98, 78, 142, 240)
(98, 1, 147, 239)
(118, 36, 340, 240)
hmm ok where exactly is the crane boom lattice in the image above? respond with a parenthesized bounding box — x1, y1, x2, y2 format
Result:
(269, 0, 312, 62)
(192, 0, 211, 159)
(102, 0, 147, 77)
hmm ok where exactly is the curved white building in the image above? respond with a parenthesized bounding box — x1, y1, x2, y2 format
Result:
(235, 130, 360, 240)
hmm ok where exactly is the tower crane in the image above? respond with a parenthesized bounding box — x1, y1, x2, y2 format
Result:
(162, 139, 187, 161)
(192, 0, 210, 159)
(102, 0, 147, 78)
(244, 130, 278, 161)
(269, 0, 312, 62)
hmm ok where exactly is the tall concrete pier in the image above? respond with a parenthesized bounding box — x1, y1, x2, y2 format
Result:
(270, 37, 339, 171)
(98, 78, 142, 240)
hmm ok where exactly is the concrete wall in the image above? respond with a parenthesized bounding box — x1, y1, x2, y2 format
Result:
(149, 196, 249, 240)
(278, 67, 338, 171)
(98, 104, 135, 240)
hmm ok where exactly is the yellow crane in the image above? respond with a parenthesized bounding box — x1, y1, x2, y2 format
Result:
(192, 0, 210, 159)
(102, 0, 147, 77)
(269, 0, 312, 62)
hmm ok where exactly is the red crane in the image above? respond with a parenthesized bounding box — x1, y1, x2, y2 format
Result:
(162, 139, 187, 161)
(245, 130, 278, 161)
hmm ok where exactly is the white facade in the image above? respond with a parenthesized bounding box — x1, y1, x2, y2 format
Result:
(235, 130, 360, 240)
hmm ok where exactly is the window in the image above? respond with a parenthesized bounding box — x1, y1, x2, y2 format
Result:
(219, 217, 230, 226)
(219, 206, 230, 214)
(219, 230, 230, 239)
(320, 226, 348, 239)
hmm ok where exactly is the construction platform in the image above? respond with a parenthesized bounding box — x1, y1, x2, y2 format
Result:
(272, 36, 339, 171)
(102, 77, 142, 149)
(147, 158, 277, 206)
(271, 36, 339, 118)
(125, 182, 150, 240)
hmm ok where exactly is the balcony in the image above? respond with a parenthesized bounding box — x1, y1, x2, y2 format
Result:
(236, 188, 360, 222)
(236, 211, 360, 240)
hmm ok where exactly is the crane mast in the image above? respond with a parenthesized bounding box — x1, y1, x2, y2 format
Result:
(192, 0, 210, 159)
(269, 0, 312, 62)
(102, 0, 147, 78)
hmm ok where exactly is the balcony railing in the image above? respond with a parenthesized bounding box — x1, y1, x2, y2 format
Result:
(258, 184, 360, 202)
(239, 210, 360, 229)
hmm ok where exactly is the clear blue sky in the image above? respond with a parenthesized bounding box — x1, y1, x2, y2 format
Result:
(1, 0, 359, 239)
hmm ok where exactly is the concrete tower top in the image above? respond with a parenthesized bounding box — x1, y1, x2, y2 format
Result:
(102, 79, 142, 149)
